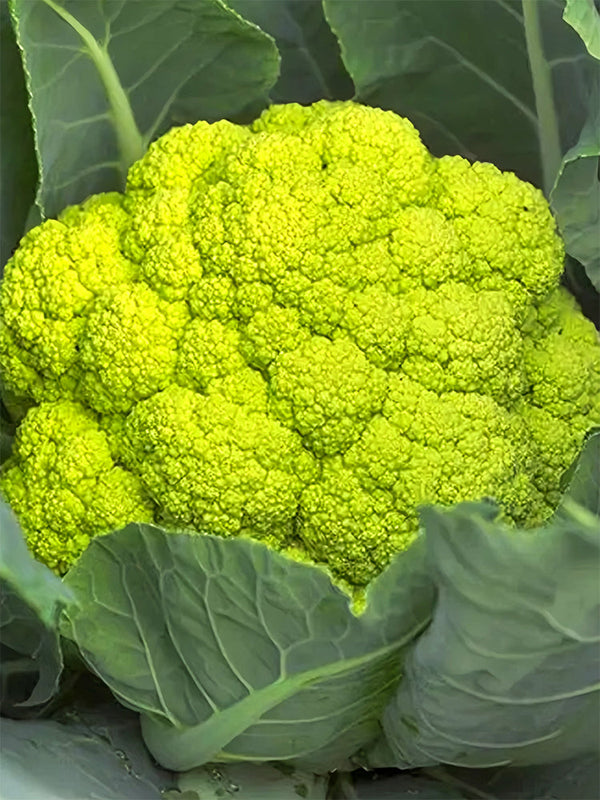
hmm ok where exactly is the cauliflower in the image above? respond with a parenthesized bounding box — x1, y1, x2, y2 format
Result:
(1, 100, 599, 585)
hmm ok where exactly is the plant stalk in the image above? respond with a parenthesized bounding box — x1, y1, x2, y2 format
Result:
(522, 0, 563, 195)
(42, 0, 146, 180)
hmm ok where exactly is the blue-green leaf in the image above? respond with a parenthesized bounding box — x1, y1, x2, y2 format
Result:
(323, 0, 599, 249)
(168, 762, 327, 800)
(0, 501, 72, 628)
(564, 0, 600, 58)
(353, 770, 465, 799)
(0, 501, 73, 712)
(0, 702, 171, 799)
(323, 0, 546, 186)
(0, 0, 36, 271)
(9, 0, 280, 219)
(61, 525, 433, 772)
(446, 753, 600, 800)
(226, 0, 353, 104)
(556, 429, 600, 517)
(380, 499, 600, 768)
(551, 6, 600, 291)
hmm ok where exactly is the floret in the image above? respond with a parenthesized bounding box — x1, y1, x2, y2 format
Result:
(177, 318, 245, 391)
(434, 156, 564, 297)
(523, 288, 600, 419)
(79, 285, 189, 414)
(0, 194, 136, 403)
(119, 385, 318, 539)
(337, 288, 408, 370)
(0, 402, 153, 573)
(1, 100, 598, 584)
(240, 305, 309, 369)
(269, 337, 389, 456)
(299, 459, 410, 586)
(401, 282, 525, 402)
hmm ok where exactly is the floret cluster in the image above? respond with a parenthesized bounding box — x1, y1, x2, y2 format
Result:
(1, 101, 599, 582)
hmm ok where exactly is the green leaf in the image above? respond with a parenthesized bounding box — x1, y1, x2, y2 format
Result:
(447, 753, 600, 800)
(0, 583, 64, 713)
(166, 762, 328, 800)
(0, 704, 171, 799)
(226, 0, 353, 104)
(0, 501, 73, 712)
(564, 0, 600, 58)
(323, 0, 597, 191)
(0, 396, 17, 468)
(551, 75, 600, 291)
(380, 500, 600, 769)
(0, 501, 73, 628)
(352, 754, 600, 800)
(322, 0, 537, 186)
(561, 256, 600, 328)
(0, 0, 36, 271)
(61, 525, 434, 772)
(556, 429, 600, 516)
(10, 0, 280, 219)
(323, 0, 600, 302)
(353, 770, 465, 799)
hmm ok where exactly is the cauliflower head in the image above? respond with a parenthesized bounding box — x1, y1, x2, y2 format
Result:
(1, 100, 599, 585)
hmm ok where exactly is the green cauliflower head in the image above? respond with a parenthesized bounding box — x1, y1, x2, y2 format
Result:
(1, 100, 599, 586)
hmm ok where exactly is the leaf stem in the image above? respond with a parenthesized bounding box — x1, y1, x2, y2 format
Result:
(41, 0, 146, 181)
(522, 0, 562, 195)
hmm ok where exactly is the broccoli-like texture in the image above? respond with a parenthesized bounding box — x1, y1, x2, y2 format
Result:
(1, 100, 599, 586)
(0, 402, 154, 573)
